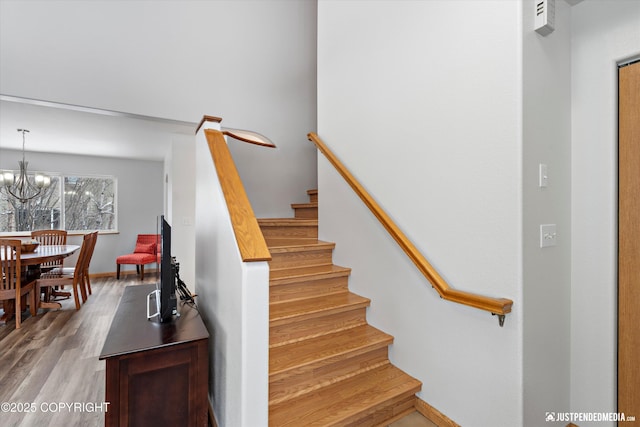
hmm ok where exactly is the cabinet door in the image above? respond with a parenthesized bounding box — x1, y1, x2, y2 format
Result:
(111, 342, 205, 427)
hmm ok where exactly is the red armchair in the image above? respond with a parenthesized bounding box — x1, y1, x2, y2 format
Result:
(116, 234, 160, 280)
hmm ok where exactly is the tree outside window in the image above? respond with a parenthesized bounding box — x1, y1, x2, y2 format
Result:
(64, 176, 116, 231)
(0, 176, 61, 232)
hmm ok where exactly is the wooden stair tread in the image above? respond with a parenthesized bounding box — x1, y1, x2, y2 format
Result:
(270, 293, 370, 323)
(267, 240, 335, 271)
(291, 202, 318, 208)
(258, 218, 318, 226)
(270, 324, 392, 375)
(269, 364, 422, 427)
(267, 239, 335, 252)
(270, 264, 351, 282)
(259, 218, 319, 239)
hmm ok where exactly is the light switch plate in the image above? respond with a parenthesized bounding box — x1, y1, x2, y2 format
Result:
(540, 224, 557, 248)
(539, 163, 548, 188)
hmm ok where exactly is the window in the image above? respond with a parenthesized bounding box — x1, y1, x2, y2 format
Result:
(64, 176, 116, 231)
(0, 173, 116, 233)
(0, 175, 62, 232)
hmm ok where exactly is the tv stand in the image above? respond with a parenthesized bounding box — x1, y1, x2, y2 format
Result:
(100, 284, 209, 427)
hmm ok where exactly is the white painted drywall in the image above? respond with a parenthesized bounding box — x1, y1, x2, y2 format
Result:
(571, 1, 640, 423)
(165, 134, 197, 290)
(317, 1, 523, 426)
(522, 0, 572, 424)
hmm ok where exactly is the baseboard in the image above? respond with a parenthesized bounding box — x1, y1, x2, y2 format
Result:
(89, 268, 158, 279)
(89, 272, 120, 279)
(208, 401, 218, 427)
(415, 397, 460, 427)
(415, 400, 580, 427)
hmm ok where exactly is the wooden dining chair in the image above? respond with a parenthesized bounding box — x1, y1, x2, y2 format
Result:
(44, 231, 98, 301)
(81, 231, 98, 297)
(32, 229, 70, 300)
(31, 229, 68, 271)
(36, 233, 92, 310)
(0, 239, 38, 329)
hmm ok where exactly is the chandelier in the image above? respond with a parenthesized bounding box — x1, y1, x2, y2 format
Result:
(0, 129, 51, 204)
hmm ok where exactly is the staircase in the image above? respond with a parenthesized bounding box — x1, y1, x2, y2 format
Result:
(261, 190, 422, 427)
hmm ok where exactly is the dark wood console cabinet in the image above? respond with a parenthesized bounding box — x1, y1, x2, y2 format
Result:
(100, 284, 209, 427)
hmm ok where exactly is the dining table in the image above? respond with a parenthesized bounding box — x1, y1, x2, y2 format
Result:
(1, 244, 80, 324)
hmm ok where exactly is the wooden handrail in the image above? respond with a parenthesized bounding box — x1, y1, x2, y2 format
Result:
(204, 129, 272, 262)
(307, 132, 513, 325)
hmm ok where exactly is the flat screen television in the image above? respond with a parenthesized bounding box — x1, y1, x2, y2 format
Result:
(147, 215, 177, 322)
(159, 215, 177, 322)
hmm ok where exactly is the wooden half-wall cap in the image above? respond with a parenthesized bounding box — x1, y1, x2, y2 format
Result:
(204, 129, 272, 262)
(196, 115, 223, 134)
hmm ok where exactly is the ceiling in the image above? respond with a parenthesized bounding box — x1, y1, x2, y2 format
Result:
(0, 97, 197, 162)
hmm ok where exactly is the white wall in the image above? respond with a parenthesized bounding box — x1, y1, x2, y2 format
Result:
(0, 0, 318, 218)
(0, 148, 163, 275)
(318, 2, 523, 426)
(319, 2, 640, 426)
(165, 134, 197, 290)
(571, 1, 640, 423)
(522, 0, 573, 424)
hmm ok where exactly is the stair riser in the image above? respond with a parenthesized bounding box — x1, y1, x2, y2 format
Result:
(307, 191, 318, 204)
(270, 276, 349, 303)
(352, 395, 417, 427)
(260, 224, 318, 239)
(290, 202, 318, 219)
(269, 248, 334, 270)
(269, 347, 390, 405)
(270, 308, 367, 348)
(294, 207, 318, 219)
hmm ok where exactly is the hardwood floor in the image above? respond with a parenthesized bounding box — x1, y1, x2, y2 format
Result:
(1, 275, 434, 427)
(0, 275, 153, 427)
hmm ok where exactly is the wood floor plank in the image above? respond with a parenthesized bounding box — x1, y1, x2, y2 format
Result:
(0, 276, 151, 427)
